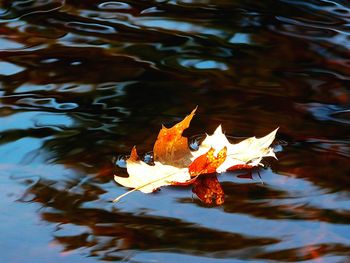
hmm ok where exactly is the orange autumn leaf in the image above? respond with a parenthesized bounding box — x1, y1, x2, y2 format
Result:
(128, 146, 139, 162)
(189, 147, 227, 177)
(153, 107, 196, 167)
(192, 175, 224, 205)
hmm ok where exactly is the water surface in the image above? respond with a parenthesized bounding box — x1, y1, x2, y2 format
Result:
(0, 0, 350, 262)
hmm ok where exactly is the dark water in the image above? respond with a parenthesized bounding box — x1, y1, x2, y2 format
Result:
(1, 0, 350, 262)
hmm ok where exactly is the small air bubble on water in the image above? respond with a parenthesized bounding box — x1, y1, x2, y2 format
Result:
(144, 152, 153, 164)
(115, 156, 127, 168)
(190, 139, 200, 151)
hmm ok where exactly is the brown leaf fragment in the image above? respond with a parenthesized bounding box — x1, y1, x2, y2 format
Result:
(227, 164, 253, 171)
(192, 175, 224, 205)
(153, 107, 196, 167)
(128, 146, 139, 162)
(237, 172, 253, 180)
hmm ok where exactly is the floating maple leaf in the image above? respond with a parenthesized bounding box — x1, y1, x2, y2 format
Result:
(113, 108, 278, 204)
(113, 110, 197, 202)
(153, 107, 196, 167)
(114, 147, 190, 197)
(192, 125, 278, 173)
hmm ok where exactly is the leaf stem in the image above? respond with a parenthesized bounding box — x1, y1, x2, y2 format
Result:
(112, 187, 139, 203)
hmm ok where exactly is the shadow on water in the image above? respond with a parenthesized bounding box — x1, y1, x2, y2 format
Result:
(0, 0, 350, 262)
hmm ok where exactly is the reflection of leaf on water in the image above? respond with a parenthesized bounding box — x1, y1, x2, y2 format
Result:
(256, 243, 350, 262)
(25, 179, 280, 260)
(21, 175, 350, 261)
(192, 174, 225, 206)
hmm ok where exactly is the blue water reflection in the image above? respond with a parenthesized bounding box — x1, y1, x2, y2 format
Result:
(0, 38, 25, 50)
(179, 59, 228, 70)
(0, 111, 74, 132)
(136, 19, 225, 36)
(0, 61, 25, 75)
(229, 33, 251, 44)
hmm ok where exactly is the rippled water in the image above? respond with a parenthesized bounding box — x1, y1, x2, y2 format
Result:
(1, 0, 350, 262)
